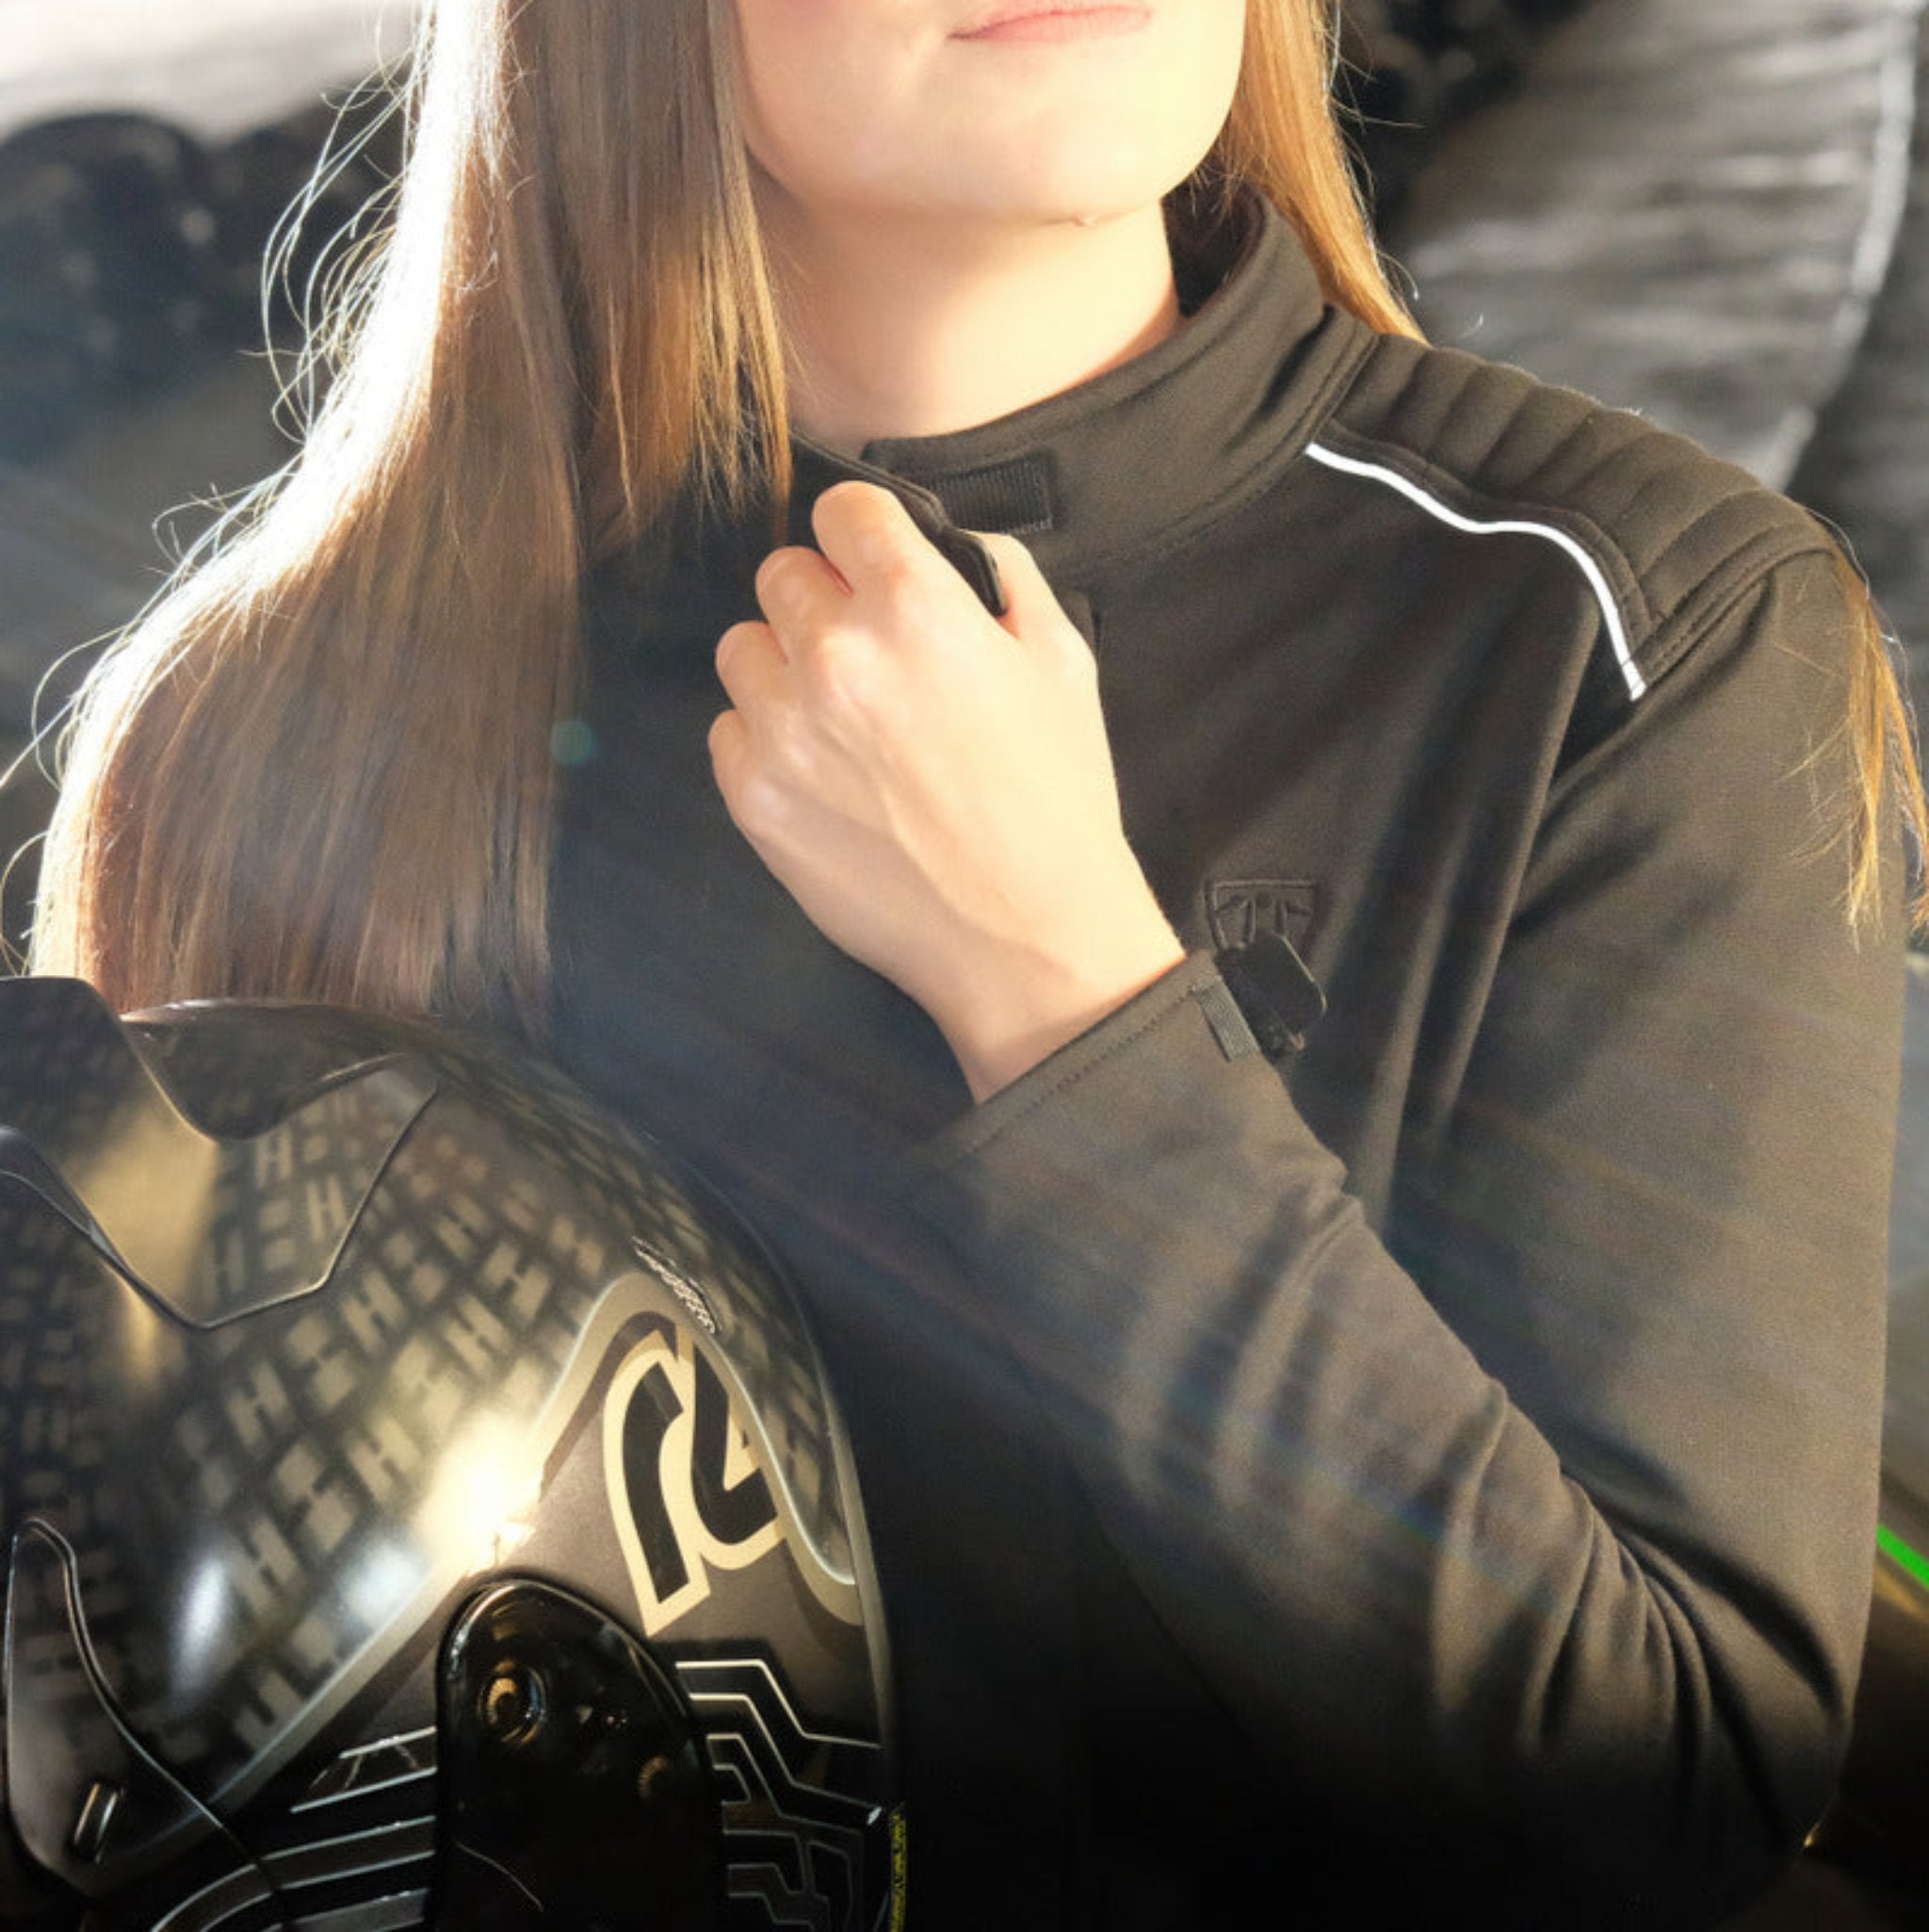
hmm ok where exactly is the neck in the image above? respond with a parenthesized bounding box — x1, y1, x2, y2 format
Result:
(756, 194, 1183, 453)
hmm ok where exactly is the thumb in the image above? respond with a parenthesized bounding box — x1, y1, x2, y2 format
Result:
(976, 530, 1087, 656)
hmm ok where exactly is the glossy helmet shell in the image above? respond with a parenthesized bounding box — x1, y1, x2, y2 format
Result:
(0, 979, 900, 1930)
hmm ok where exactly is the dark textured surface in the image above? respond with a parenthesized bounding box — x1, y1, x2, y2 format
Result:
(1392, 0, 1923, 488)
(1389, 0, 1929, 693)
(1791, 8, 1929, 690)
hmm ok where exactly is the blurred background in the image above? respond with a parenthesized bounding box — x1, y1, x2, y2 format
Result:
(1, 1, 1926, 1917)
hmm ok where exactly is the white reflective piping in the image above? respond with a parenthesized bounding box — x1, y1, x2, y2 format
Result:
(1305, 441, 1646, 702)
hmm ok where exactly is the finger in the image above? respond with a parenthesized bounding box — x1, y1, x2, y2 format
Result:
(809, 480, 960, 608)
(754, 544, 849, 638)
(706, 707, 759, 829)
(714, 619, 787, 712)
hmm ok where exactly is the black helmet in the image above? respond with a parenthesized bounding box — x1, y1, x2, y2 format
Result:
(0, 979, 901, 1931)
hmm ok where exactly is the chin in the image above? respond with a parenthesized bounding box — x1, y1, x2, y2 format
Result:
(967, 142, 1209, 229)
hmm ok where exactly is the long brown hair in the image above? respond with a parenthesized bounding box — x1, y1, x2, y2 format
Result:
(29, 0, 1921, 1025)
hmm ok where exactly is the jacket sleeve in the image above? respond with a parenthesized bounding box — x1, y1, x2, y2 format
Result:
(916, 541, 1904, 1924)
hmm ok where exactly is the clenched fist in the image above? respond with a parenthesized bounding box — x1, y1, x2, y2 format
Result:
(709, 479, 1183, 1101)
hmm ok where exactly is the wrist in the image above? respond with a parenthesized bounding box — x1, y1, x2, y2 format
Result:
(938, 916, 1185, 1102)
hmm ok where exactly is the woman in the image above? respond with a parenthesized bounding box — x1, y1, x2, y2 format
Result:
(30, 0, 1924, 1923)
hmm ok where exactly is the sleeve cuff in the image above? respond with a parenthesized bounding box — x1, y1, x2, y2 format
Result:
(923, 950, 1271, 1173)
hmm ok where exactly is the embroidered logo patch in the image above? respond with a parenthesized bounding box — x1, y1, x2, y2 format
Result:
(1204, 878, 1320, 955)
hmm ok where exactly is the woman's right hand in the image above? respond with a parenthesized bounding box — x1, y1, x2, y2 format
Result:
(709, 479, 1184, 1100)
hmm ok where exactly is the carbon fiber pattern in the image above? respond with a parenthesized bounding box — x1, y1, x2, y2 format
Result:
(130, 1005, 852, 1580)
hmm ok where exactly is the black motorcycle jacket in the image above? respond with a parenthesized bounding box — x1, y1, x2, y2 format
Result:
(549, 188, 1904, 1928)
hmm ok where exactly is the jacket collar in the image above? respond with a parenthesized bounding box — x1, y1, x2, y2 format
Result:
(787, 189, 1341, 584)
(590, 191, 1351, 667)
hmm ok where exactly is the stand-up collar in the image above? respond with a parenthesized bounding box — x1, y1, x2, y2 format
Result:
(789, 190, 1345, 585)
(588, 192, 1356, 668)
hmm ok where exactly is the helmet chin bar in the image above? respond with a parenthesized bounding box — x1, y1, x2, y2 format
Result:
(435, 1580, 721, 1928)
(4, 1518, 264, 1905)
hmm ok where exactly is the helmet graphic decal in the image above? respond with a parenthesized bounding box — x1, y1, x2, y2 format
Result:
(677, 1656, 900, 1932)
(605, 1329, 785, 1636)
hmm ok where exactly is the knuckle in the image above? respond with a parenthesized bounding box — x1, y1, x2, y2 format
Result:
(869, 545, 923, 597)
(738, 764, 783, 825)
(754, 549, 805, 611)
(751, 681, 804, 753)
(719, 735, 791, 834)
(814, 478, 880, 526)
(818, 479, 914, 574)
(716, 619, 760, 669)
(807, 625, 870, 705)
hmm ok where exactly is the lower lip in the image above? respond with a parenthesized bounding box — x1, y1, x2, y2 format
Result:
(956, 8, 1152, 42)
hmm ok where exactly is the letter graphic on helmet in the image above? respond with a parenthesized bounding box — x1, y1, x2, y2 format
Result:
(0, 980, 902, 1930)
